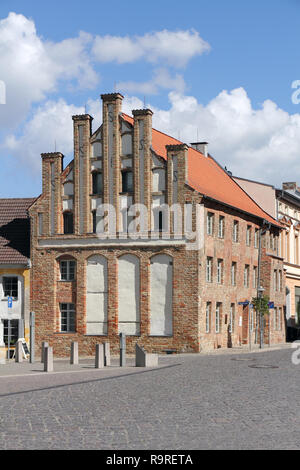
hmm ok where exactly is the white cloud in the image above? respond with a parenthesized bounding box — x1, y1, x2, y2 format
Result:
(92, 29, 210, 67)
(0, 12, 99, 129)
(150, 88, 300, 186)
(117, 68, 186, 95)
(4, 99, 84, 172)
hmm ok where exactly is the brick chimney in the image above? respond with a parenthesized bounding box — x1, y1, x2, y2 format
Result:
(41, 152, 64, 235)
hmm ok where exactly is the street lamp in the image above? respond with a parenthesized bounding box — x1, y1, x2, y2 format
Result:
(258, 286, 265, 349)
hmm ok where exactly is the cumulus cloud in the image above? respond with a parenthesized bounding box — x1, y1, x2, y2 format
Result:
(92, 29, 210, 67)
(0, 12, 98, 129)
(150, 88, 300, 186)
(117, 68, 186, 95)
(4, 99, 85, 172)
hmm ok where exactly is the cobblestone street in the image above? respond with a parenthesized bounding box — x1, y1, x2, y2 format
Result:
(0, 347, 299, 450)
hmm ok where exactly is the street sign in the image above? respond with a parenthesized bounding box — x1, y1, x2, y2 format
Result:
(238, 301, 249, 306)
(7, 297, 12, 308)
(268, 302, 275, 309)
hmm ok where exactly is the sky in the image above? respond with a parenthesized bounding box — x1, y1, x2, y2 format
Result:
(1, 0, 300, 197)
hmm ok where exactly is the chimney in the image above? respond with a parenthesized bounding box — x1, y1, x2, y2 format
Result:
(190, 142, 208, 157)
(282, 182, 297, 191)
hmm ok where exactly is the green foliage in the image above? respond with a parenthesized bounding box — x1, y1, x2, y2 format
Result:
(252, 295, 270, 316)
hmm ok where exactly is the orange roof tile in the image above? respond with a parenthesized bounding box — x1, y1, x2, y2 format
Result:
(122, 113, 280, 227)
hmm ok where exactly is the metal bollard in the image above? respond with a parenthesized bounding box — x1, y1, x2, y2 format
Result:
(44, 346, 53, 372)
(70, 341, 78, 365)
(95, 344, 104, 369)
(104, 342, 110, 366)
(41, 341, 48, 363)
(119, 333, 126, 367)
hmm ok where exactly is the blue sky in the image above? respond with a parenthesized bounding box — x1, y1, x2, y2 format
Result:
(0, 0, 300, 197)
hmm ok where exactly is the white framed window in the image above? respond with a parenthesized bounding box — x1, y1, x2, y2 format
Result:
(3, 276, 18, 299)
(217, 259, 223, 284)
(253, 266, 258, 289)
(233, 220, 239, 243)
(246, 226, 251, 246)
(60, 260, 76, 281)
(205, 302, 211, 333)
(218, 216, 225, 238)
(206, 257, 213, 283)
(207, 212, 214, 236)
(216, 303, 221, 333)
(244, 265, 249, 288)
(60, 303, 76, 332)
(231, 262, 237, 286)
(254, 228, 259, 248)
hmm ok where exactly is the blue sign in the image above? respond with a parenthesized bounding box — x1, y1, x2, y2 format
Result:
(238, 301, 249, 306)
(7, 297, 13, 308)
(268, 302, 275, 309)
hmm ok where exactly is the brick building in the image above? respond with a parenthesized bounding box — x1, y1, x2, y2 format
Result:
(29, 92, 285, 357)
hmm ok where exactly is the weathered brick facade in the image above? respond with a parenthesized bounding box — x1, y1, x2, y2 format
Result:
(29, 93, 286, 357)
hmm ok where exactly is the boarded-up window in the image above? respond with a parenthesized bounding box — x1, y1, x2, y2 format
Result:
(118, 254, 140, 335)
(152, 168, 166, 192)
(86, 255, 108, 335)
(150, 254, 173, 336)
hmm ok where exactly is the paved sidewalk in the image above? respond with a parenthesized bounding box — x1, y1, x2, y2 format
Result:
(0, 342, 292, 377)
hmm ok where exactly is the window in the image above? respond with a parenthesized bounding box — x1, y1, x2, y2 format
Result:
(3, 277, 18, 298)
(273, 307, 277, 331)
(60, 260, 76, 281)
(218, 216, 225, 238)
(38, 213, 43, 236)
(216, 303, 221, 333)
(122, 171, 133, 193)
(63, 212, 74, 234)
(207, 212, 214, 236)
(206, 257, 213, 283)
(246, 226, 251, 246)
(217, 259, 223, 284)
(205, 302, 211, 333)
(92, 210, 97, 233)
(231, 262, 237, 286)
(92, 172, 103, 195)
(253, 266, 258, 289)
(254, 228, 259, 248)
(278, 307, 282, 331)
(3, 320, 18, 346)
(244, 265, 249, 288)
(274, 270, 278, 291)
(295, 234, 299, 265)
(233, 220, 239, 242)
(60, 303, 76, 332)
(250, 307, 254, 332)
(278, 270, 282, 292)
(229, 304, 235, 333)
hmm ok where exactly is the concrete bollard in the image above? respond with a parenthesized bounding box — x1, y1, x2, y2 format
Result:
(70, 341, 78, 365)
(95, 344, 104, 369)
(15, 340, 23, 363)
(41, 341, 48, 363)
(44, 346, 53, 372)
(135, 343, 158, 367)
(104, 342, 110, 366)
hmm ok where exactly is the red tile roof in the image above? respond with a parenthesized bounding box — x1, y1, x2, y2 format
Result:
(0, 198, 36, 265)
(122, 113, 280, 227)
